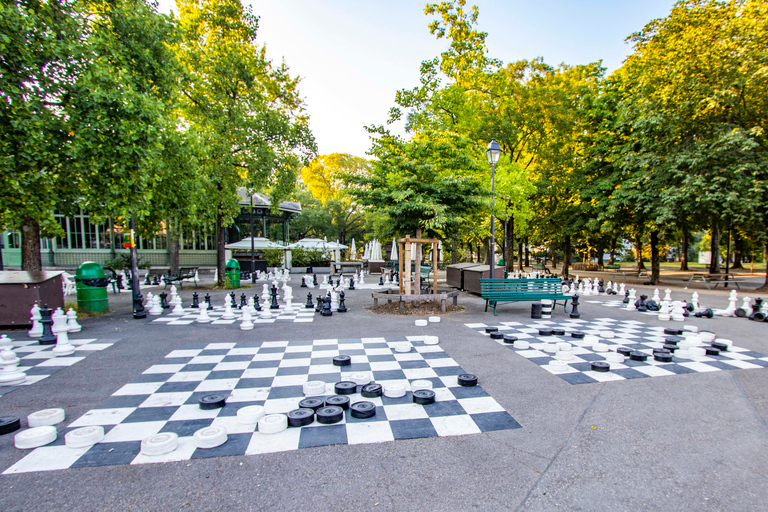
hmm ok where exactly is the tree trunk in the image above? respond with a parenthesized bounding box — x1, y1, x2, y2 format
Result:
(732, 229, 743, 269)
(596, 247, 605, 267)
(168, 221, 180, 274)
(216, 211, 226, 287)
(524, 237, 530, 267)
(451, 234, 457, 264)
(563, 235, 571, 278)
(680, 226, 689, 271)
(468, 242, 473, 263)
(551, 242, 558, 269)
(709, 218, 721, 273)
(609, 236, 617, 265)
(634, 232, 645, 270)
(484, 237, 491, 265)
(650, 230, 660, 283)
(506, 215, 515, 273)
(763, 240, 768, 289)
(476, 242, 481, 263)
(21, 216, 42, 272)
(517, 242, 523, 271)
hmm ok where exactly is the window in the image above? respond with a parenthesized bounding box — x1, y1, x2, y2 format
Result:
(68, 217, 83, 249)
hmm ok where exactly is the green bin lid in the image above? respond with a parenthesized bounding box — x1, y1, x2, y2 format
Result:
(75, 261, 106, 279)
(225, 259, 240, 269)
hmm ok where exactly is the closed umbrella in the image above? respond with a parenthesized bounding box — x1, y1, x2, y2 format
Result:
(390, 238, 398, 261)
(350, 239, 356, 260)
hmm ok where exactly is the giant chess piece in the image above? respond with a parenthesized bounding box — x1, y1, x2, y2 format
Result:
(652, 288, 661, 303)
(315, 296, 324, 313)
(622, 290, 630, 304)
(567, 295, 580, 318)
(240, 293, 247, 310)
(159, 292, 170, 309)
(636, 294, 648, 313)
(221, 297, 235, 320)
(191, 292, 200, 309)
(313, 274, 318, 287)
(749, 298, 765, 321)
(148, 296, 162, 316)
(657, 301, 671, 321)
(196, 305, 211, 323)
(29, 304, 43, 338)
(349, 276, 355, 290)
(736, 296, 750, 318)
(321, 296, 333, 317)
(0, 342, 26, 386)
(337, 291, 348, 312)
(144, 272, 152, 286)
(253, 294, 262, 312)
(305, 293, 314, 309)
(152, 274, 160, 286)
(379, 275, 384, 286)
(598, 280, 605, 294)
(133, 292, 147, 319)
(270, 285, 280, 310)
(66, 308, 82, 333)
(671, 301, 686, 322)
(38, 304, 56, 345)
(230, 292, 237, 309)
(171, 296, 185, 315)
(204, 293, 213, 311)
(51, 309, 75, 356)
(301, 275, 308, 288)
(240, 308, 254, 331)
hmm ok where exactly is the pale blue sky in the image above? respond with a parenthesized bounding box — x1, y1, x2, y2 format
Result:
(156, 0, 678, 158)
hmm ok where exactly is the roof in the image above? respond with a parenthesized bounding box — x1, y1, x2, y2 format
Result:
(236, 189, 302, 213)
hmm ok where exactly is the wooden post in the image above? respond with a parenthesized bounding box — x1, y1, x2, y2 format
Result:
(398, 242, 404, 293)
(404, 237, 411, 295)
(414, 229, 421, 295)
(432, 241, 438, 294)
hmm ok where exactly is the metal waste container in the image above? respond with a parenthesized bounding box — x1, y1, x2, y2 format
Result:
(225, 259, 241, 288)
(462, 265, 506, 295)
(446, 263, 480, 290)
(75, 262, 109, 314)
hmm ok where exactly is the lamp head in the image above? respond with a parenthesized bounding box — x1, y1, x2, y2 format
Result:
(486, 138, 501, 164)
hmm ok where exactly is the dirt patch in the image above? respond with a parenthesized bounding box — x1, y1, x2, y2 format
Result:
(368, 300, 465, 316)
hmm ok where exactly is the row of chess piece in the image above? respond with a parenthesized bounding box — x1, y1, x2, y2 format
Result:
(559, 277, 624, 297)
(624, 288, 768, 321)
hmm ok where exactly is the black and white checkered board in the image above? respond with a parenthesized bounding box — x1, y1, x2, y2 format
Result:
(5, 336, 520, 474)
(151, 304, 315, 325)
(465, 318, 768, 385)
(586, 299, 658, 316)
(0, 337, 113, 397)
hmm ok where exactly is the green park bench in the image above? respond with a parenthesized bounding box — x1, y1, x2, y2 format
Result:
(531, 263, 554, 275)
(603, 264, 621, 270)
(163, 267, 199, 288)
(480, 278, 570, 316)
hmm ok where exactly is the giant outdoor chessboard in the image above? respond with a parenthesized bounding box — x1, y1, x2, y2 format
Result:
(4, 336, 520, 474)
(465, 318, 768, 385)
(151, 304, 316, 325)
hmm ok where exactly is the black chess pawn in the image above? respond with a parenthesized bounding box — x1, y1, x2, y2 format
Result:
(133, 292, 147, 319)
(622, 290, 630, 304)
(313, 274, 318, 286)
(191, 292, 200, 308)
(253, 294, 262, 311)
(301, 276, 307, 288)
(349, 276, 355, 290)
(598, 280, 605, 293)
(321, 296, 333, 316)
(569, 295, 580, 319)
(315, 296, 324, 313)
(305, 292, 314, 309)
(270, 285, 280, 309)
(152, 275, 160, 286)
(337, 291, 347, 313)
(144, 273, 151, 286)
(160, 292, 170, 309)
(379, 275, 384, 286)
(38, 304, 56, 345)
(240, 293, 247, 309)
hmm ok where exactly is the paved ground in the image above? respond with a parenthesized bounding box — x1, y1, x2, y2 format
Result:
(1, 270, 768, 511)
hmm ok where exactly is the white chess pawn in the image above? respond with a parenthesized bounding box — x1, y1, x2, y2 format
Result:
(240, 308, 254, 330)
(568, 282, 576, 295)
(652, 289, 661, 303)
(247, 297, 257, 315)
(606, 280, 613, 292)
(0, 345, 26, 385)
(221, 298, 235, 320)
(52, 310, 75, 356)
(739, 296, 751, 314)
(145, 291, 154, 306)
(66, 308, 82, 333)
(28, 304, 43, 338)
(330, 291, 339, 311)
(663, 289, 672, 302)
(196, 306, 211, 323)
(0, 335, 12, 350)
(657, 302, 671, 321)
(619, 283, 626, 295)
(578, 281, 585, 295)
(671, 301, 685, 322)
(612, 282, 619, 295)
(149, 296, 163, 316)
(171, 298, 185, 315)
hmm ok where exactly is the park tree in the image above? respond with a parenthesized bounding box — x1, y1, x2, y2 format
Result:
(175, 0, 315, 286)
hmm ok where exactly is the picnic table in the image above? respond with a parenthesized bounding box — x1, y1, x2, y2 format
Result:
(685, 273, 740, 290)
(616, 268, 652, 282)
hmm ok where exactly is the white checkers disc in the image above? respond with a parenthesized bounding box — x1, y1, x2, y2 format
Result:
(27, 408, 65, 428)
(303, 381, 326, 396)
(140, 432, 178, 456)
(592, 343, 609, 353)
(258, 414, 288, 434)
(513, 340, 530, 350)
(423, 336, 439, 345)
(689, 346, 706, 356)
(543, 343, 558, 353)
(193, 426, 228, 449)
(605, 352, 625, 364)
(65, 426, 105, 448)
(556, 342, 572, 352)
(349, 372, 372, 385)
(428, 316, 441, 323)
(237, 405, 266, 425)
(15, 426, 57, 449)
(410, 379, 433, 391)
(415, 319, 428, 327)
(555, 350, 574, 361)
(383, 383, 406, 398)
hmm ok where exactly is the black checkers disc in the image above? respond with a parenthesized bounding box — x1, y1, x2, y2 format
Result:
(458, 374, 478, 387)
(485, 327, 498, 333)
(298, 398, 325, 411)
(629, 351, 648, 362)
(199, 394, 227, 410)
(665, 336, 682, 345)
(663, 344, 679, 352)
(705, 347, 721, 356)
(538, 328, 553, 336)
(489, 332, 504, 340)
(412, 389, 436, 405)
(287, 408, 315, 427)
(654, 353, 673, 362)
(0, 416, 21, 435)
(571, 331, 585, 339)
(334, 381, 357, 395)
(325, 395, 351, 410)
(502, 335, 518, 344)
(590, 361, 610, 373)
(664, 328, 683, 335)
(350, 401, 376, 419)
(333, 355, 351, 366)
(361, 383, 382, 398)
(712, 341, 728, 351)
(552, 328, 566, 336)
(653, 348, 671, 355)
(617, 347, 633, 356)
(316, 406, 344, 424)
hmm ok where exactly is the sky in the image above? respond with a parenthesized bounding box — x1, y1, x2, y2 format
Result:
(156, 0, 679, 158)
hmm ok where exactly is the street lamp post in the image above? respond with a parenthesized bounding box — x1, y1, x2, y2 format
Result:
(486, 139, 502, 280)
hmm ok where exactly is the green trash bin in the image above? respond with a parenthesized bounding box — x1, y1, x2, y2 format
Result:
(75, 261, 110, 314)
(225, 258, 241, 288)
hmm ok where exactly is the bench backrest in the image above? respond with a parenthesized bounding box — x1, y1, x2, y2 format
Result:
(480, 278, 563, 295)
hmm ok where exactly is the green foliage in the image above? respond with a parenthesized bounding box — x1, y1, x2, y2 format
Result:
(263, 248, 284, 268)
(305, 248, 328, 265)
(104, 254, 132, 271)
(290, 247, 309, 267)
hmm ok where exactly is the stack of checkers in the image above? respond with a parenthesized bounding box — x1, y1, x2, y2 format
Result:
(541, 300, 553, 320)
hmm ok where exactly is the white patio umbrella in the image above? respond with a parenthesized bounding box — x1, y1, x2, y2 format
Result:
(390, 238, 398, 260)
(350, 239, 356, 260)
(438, 240, 443, 262)
(225, 237, 280, 250)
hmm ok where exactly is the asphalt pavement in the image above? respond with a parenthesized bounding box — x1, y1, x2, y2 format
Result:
(1, 271, 768, 512)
